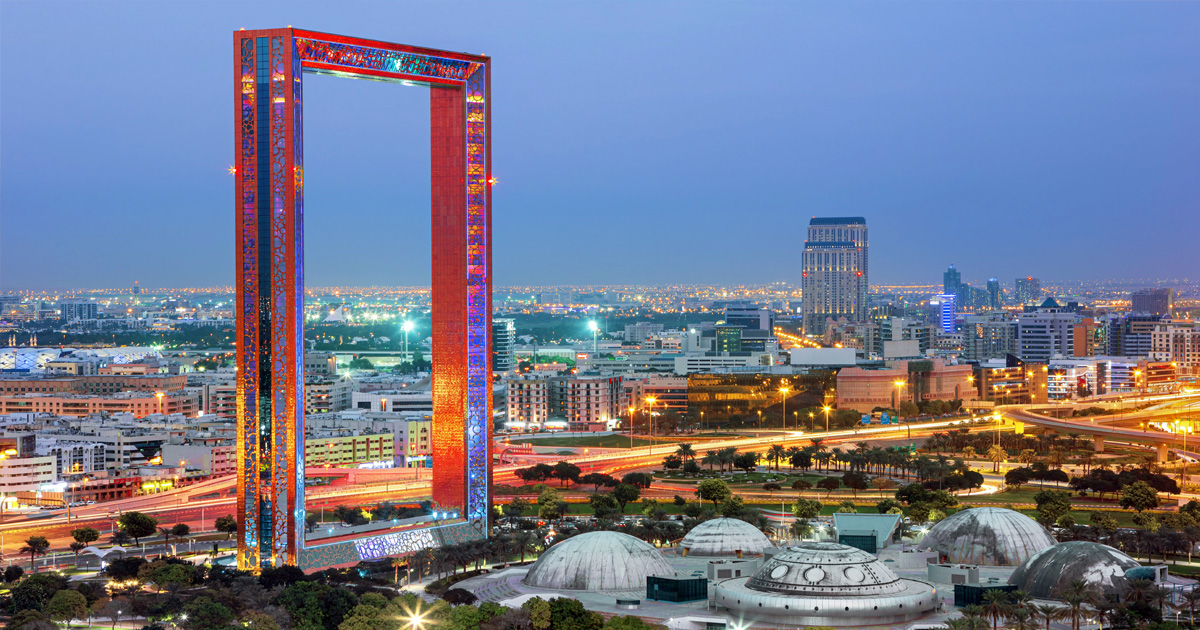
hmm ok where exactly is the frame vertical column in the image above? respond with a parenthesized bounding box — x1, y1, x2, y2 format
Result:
(237, 28, 304, 570)
(234, 32, 261, 571)
(430, 86, 468, 516)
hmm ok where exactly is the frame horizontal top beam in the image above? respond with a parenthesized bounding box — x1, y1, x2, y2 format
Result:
(290, 29, 488, 88)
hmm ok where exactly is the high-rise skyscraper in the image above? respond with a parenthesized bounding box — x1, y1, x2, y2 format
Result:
(1015, 277, 1041, 304)
(986, 278, 1001, 309)
(943, 264, 961, 298)
(1131, 288, 1173, 318)
(492, 318, 516, 373)
(935, 294, 957, 333)
(801, 217, 868, 335)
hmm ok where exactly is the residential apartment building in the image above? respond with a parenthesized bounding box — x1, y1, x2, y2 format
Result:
(0, 391, 199, 417)
(304, 376, 353, 414)
(162, 443, 237, 475)
(506, 376, 563, 425)
(305, 431, 395, 468)
(1151, 319, 1200, 375)
(38, 439, 107, 475)
(0, 374, 186, 396)
(962, 311, 1018, 361)
(564, 376, 624, 431)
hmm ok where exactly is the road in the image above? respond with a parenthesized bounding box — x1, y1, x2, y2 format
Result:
(2, 409, 1107, 563)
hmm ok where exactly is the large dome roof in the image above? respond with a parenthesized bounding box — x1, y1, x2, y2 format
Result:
(522, 531, 674, 591)
(713, 542, 939, 627)
(922, 507, 1056, 566)
(680, 517, 773, 557)
(747, 542, 909, 596)
(1009, 541, 1140, 598)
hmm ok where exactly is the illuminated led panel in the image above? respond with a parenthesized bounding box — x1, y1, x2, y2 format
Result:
(234, 28, 491, 571)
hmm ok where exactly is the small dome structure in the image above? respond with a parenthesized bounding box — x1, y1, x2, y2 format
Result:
(679, 517, 773, 557)
(921, 507, 1056, 566)
(713, 542, 937, 627)
(522, 531, 673, 591)
(1009, 541, 1140, 598)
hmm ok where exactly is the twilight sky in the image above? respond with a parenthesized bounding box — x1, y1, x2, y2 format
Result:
(2, 1, 1198, 291)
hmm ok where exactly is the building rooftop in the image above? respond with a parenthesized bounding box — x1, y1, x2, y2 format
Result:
(920, 507, 1056, 566)
(679, 517, 772, 557)
(809, 217, 867, 226)
(521, 531, 674, 591)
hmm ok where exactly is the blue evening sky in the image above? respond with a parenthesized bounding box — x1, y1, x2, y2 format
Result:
(2, 1, 1197, 290)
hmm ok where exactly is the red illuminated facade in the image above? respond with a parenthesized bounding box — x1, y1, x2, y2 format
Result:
(234, 28, 491, 570)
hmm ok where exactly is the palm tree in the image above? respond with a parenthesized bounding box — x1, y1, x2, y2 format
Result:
(962, 605, 989, 630)
(70, 541, 87, 567)
(987, 444, 1006, 473)
(1034, 604, 1063, 630)
(411, 548, 432, 581)
(701, 450, 720, 472)
(158, 526, 173, 552)
(982, 588, 1011, 630)
(392, 556, 407, 584)
(513, 530, 536, 563)
(19, 536, 50, 571)
(945, 618, 973, 630)
(718, 447, 738, 473)
(675, 444, 696, 461)
(767, 445, 786, 471)
(785, 446, 801, 470)
(830, 448, 844, 471)
(1181, 588, 1200, 623)
(1149, 584, 1173, 620)
(1059, 580, 1094, 630)
(1008, 607, 1038, 630)
(109, 530, 133, 547)
(1010, 590, 1034, 610)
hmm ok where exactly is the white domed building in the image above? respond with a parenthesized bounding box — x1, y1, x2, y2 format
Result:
(1009, 541, 1140, 598)
(921, 507, 1056, 566)
(713, 542, 938, 627)
(679, 518, 773, 557)
(522, 531, 675, 591)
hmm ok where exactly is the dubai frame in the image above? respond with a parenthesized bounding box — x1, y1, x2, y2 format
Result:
(233, 28, 491, 570)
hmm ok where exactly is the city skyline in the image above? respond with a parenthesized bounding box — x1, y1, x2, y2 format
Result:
(3, 2, 1199, 290)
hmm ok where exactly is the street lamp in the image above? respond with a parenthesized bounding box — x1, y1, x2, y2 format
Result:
(645, 396, 657, 453)
(155, 391, 164, 415)
(587, 320, 599, 353)
(402, 320, 414, 358)
(809, 411, 815, 432)
(892, 380, 905, 411)
(628, 406, 636, 449)
(779, 381, 791, 430)
(822, 406, 831, 432)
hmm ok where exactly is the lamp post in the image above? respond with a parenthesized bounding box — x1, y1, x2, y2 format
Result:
(822, 405, 831, 432)
(587, 320, 599, 354)
(779, 381, 791, 430)
(809, 412, 814, 432)
(628, 406, 636, 450)
(402, 321, 414, 360)
(645, 396, 657, 453)
(155, 391, 164, 416)
(892, 380, 905, 411)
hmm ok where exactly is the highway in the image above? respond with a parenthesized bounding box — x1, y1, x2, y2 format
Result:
(13, 399, 1182, 564)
